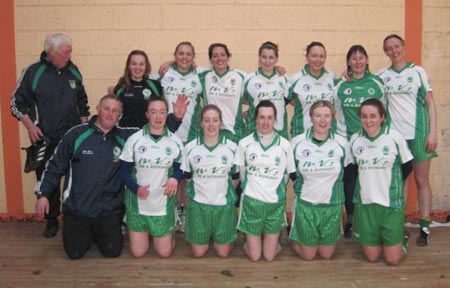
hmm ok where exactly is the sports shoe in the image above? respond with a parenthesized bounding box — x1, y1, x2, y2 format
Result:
(344, 223, 352, 239)
(43, 219, 58, 238)
(22, 140, 47, 173)
(402, 230, 409, 256)
(416, 227, 430, 247)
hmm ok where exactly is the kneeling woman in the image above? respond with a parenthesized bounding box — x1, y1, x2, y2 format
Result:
(181, 105, 239, 258)
(235, 100, 296, 262)
(350, 98, 412, 265)
(120, 97, 184, 258)
(290, 100, 352, 260)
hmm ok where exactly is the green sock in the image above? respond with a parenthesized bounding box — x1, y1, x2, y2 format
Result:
(419, 217, 431, 228)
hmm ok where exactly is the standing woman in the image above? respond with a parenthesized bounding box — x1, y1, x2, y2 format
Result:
(200, 43, 246, 142)
(334, 45, 386, 237)
(112, 50, 187, 131)
(350, 98, 413, 265)
(290, 100, 352, 260)
(182, 105, 239, 258)
(235, 100, 296, 262)
(119, 97, 184, 258)
(288, 42, 336, 137)
(378, 34, 437, 246)
(242, 41, 290, 139)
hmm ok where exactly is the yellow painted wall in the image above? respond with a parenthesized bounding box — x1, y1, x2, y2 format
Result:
(3, 0, 449, 213)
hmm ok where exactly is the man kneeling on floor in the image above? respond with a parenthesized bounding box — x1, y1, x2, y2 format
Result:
(35, 95, 137, 259)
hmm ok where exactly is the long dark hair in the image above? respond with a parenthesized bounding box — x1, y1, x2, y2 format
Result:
(116, 50, 151, 90)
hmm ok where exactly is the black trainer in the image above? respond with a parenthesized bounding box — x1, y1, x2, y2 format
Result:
(43, 219, 59, 238)
(344, 223, 352, 239)
(416, 227, 430, 247)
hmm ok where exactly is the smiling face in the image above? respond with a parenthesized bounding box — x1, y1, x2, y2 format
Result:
(306, 45, 326, 76)
(201, 108, 222, 139)
(258, 48, 278, 74)
(96, 98, 122, 133)
(383, 37, 406, 67)
(146, 99, 168, 133)
(311, 106, 333, 137)
(347, 51, 368, 78)
(210, 46, 230, 74)
(47, 43, 72, 69)
(175, 44, 195, 73)
(128, 54, 147, 81)
(360, 104, 385, 137)
(255, 106, 276, 135)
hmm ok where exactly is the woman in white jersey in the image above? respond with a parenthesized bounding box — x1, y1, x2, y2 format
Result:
(334, 45, 386, 238)
(153, 42, 204, 232)
(182, 104, 239, 258)
(350, 98, 413, 265)
(119, 97, 184, 258)
(242, 41, 290, 139)
(235, 100, 296, 262)
(290, 100, 352, 260)
(378, 34, 437, 247)
(288, 42, 336, 137)
(200, 43, 246, 142)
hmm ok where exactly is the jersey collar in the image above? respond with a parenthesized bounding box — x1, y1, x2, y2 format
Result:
(253, 131, 280, 151)
(303, 64, 326, 80)
(143, 124, 169, 142)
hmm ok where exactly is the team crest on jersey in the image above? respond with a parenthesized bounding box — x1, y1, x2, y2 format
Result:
(167, 76, 175, 83)
(143, 88, 152, 100)
(328, 150, 335, 158)
(231, 78, 236, 86)
(254, 83, 263, 89)
(113, 146, 122, 162)
(190, 80, 197, 88)
(274, 156, 281, 166)
(302, 149, 312, 158)
(407, 76, 414, 83)
(221, 156, 228, 165)
(383, 76, 391, 83)
(368, 88, 375, 95)
(327, 83, 333, 91)
(278, 81, 284, 89)
(212, 76, 218, 83)
(303, 84, 311, 92)
(248, 153, 257, 161)
(355, 146, 364, 155)
(382, 145, 389, 155)
(165, 147, 172, 156)
(194, 155, 202, 164)
(343, 88, 352, 95)
(138, 146, 148, 154)
(69, 80, 76, 89)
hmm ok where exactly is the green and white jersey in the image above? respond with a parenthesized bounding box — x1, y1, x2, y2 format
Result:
(153, 65, 203, 143)
(200, 68, 246, 140)
(120, 125, 183, 216)
(288, 65, 336, 137)
(234, 132, 296, 203)
(334, 72, 386, 139)
(291, 129, 352, 205)
(242, 68, 289, 138)
(377, 62, 432, 140)
(350, 125, 413, 209)
(181, 134, 238, 206)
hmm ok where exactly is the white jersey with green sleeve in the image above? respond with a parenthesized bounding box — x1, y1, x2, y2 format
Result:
(350, 125, 413, 209)
(181, 135, 238, 206)
(153, 65, 203, 143)
(120, 126, 183, 216)
(291, 129, 352, 205)
(334, 72, 386, 139)
(234, 132, 296, 203)
(377, 62, 432, 140)
(288, 65, 336, 137)
(242, 68, 289, 138)
(200, 68, 246, 140)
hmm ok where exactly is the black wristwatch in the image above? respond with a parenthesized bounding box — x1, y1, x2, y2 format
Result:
(35, 191, 44, 199)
